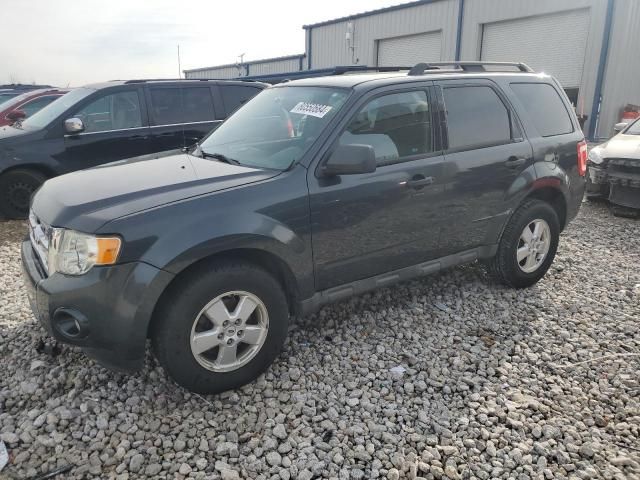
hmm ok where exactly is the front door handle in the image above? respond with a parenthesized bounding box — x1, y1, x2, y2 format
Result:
(407, 175, 434, 189)
(505, 157, 527, 168)
(128, 135, 149, 141)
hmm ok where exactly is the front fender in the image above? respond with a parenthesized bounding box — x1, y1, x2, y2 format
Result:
(97, 169, 314, 299)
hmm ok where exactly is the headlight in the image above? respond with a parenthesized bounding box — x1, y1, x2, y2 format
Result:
(588, 147, 605, 165)
(48, 229, 121, 276)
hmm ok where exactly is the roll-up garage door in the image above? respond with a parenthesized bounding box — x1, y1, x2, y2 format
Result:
(481, 9, 589, 87)
(377, 31, 442, 67)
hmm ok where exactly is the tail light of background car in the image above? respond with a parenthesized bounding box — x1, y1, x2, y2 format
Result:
(577, 140, 588, 176)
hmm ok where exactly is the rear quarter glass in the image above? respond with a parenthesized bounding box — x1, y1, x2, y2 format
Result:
(510, 83, 573, 137)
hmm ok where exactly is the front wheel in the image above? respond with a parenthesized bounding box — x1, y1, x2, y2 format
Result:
(151, 261, 290, 394)
(0, 169, 47, 219)
(489, 199, 560, 288)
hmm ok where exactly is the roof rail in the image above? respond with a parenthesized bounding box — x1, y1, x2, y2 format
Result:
(408, 61, 534, 75)
(122, 78, 217, 84)
(333, 65, 411, 75)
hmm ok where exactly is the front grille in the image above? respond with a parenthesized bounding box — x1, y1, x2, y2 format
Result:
(28, 211, 50, 275)
(606, 158, 640, 188)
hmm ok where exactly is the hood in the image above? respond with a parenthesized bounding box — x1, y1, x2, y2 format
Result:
(32, 150, 280, 232)
(599, 134, 640, 160)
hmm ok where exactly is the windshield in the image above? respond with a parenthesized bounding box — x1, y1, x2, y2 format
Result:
(0, 91, 33, 111)
(21, 88, 90, 130)
(0, 93, 19, 103)
(199, 86, 350, 170)
(625, 118, 640, 135)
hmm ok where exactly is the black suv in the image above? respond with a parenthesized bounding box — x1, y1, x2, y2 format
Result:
(0, 79, 267, 218)
(22, 62, 587, 393)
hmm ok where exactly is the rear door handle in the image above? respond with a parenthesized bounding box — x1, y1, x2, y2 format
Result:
(128, 135, 149, 141)
(407, 175, 434, 189)
(505, 157, 527, 168)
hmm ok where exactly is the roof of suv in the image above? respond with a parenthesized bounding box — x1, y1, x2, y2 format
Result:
(82, 79, 270, 91)
(279, 70, 550, 90)
(274, 62, 550, 90)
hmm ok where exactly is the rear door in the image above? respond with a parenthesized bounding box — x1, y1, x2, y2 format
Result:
(434, 79, 533, 254)
(146, 85, 221, 152)
(218, 84, 264, 117)
(64, 88, 151, 171)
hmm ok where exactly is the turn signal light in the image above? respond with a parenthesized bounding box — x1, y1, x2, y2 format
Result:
(95, 237, 122, 265)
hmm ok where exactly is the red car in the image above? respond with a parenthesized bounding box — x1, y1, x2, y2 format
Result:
(0, 88, 69, 127)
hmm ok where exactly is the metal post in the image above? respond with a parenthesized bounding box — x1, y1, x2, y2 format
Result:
(588, 0, 615, 141)
(455, 0, 465, 61)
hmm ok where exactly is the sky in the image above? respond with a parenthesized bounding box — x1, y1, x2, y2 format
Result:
(0, 0, 409, 87)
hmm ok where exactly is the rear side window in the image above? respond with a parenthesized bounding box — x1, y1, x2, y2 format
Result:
(149, 88, 182, 125)
(443, 86, 511, 150)
(149, 87, 215, 125)
(182, 87, 215, 122)
(510, 83, 573, 137)
(219, 85, 261, 115)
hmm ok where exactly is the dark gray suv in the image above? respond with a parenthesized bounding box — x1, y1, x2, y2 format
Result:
(22, 62, 587, 393)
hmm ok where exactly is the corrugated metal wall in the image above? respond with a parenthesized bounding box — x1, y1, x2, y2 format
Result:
(249, 57, 303, 75)
(309, 0, 458, 68)
(460, 0, 608, 137)
(598, 0, 640, 138)
(185, 55, 304, 79)
(185, 66, 241, 79)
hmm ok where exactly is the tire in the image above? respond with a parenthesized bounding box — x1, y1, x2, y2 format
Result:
(0, 169, 47, 219)
(489, 199, 560, 288)
(151, 260, 290, 394)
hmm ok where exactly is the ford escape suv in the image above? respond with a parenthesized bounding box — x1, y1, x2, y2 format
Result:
(22, 62, 587, 394)
(0, 78, 266, 218)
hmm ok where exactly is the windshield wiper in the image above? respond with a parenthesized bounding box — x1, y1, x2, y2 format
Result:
(200, 150, 242, 166)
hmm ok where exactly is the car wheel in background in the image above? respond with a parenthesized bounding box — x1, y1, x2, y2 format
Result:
(489, 199, 560, 288)
(0, 169, 47, 219)
(151, 260, 290, 394)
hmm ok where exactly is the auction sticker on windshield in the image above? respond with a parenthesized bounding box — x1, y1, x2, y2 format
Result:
(290, 102, 332, 118)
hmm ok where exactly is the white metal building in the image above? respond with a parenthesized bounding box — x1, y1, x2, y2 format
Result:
(184, 0, 640, 140)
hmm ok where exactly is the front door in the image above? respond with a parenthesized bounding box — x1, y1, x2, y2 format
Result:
(434, 80, 533, 255)
(63, 89, 150, 172)
(308, 87, 449, 291)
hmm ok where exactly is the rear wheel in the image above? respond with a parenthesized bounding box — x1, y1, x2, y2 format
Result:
(0, 169, 47, 219)
(151, 261, 289, 394)
(489, 199, 560, 288)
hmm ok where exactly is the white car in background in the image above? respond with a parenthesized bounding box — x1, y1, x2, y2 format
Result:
(587, 118, 640, 214)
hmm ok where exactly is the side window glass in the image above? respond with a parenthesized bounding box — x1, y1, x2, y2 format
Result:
(443, 86, 511, 150)
(182, 87, 215, 122)
(339, 91, 433, 166)
(510, 83, 573, 137)
(20, 96, 59, 117)
(73, 91, 142, 133)
(149, 88, 183, 125)
(220, 85, 261, 116)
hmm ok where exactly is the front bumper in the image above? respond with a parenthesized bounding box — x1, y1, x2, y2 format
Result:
(21, 240, 174, 372)
(588, 160, 640, 209)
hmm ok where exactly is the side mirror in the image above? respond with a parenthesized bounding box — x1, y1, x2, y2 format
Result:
(614, 122, 628, 133)
(64, 117, 84, 134)
(321, 144, 377, 176)
(6, 109, 26, 122)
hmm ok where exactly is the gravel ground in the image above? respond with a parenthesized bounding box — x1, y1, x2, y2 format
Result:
(0, 200, 639, 480)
